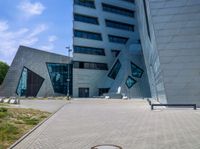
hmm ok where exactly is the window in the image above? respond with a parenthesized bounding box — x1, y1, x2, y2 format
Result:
(131, 62, 144, 78)
(74, 0, 95, 8)
(73, 61, 108, 70)
(102, 3, 134, 17)
(143, 0, 151, 40)
(108, 59, 121, 79)
(121, 0, 135, 3)
(105, 19, 134, 31)
(74, 30, 102, 41)
(46, 63, 73, 95)
(74, 46, 105, 56)
(108, 35, 128, 44)
(16, 67, 44, 97)
(111, 49, 120, 57)
(74, 13, 99, 25)
(99, 88, 110, 96)
(126, 76, 136, 88)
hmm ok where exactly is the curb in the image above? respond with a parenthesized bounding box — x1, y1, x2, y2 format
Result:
(9, 101, 68, 149)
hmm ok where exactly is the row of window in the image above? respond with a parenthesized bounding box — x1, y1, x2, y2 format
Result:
(105, 19, 134, 32)
(74, 45, 105, 56)
(74, 29, 129, 44)
(74, 14, 134, 31)
(74, 0, 134, 18)
(74, 14, 134, 32)
(74, 13, 99, 25)
(74, 30, 102, 41)
(73, 61, 108, 70)
(74, 0, 95, 8)
(102, 3, 134, 18)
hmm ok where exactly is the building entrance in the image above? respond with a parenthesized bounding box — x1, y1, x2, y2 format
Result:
(78, 88, 89, 97)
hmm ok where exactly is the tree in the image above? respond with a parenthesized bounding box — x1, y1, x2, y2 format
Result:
(0, 61, 9, 85)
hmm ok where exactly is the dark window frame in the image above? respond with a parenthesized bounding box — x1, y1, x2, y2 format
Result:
(102, 3, 134, 18)
(125, 76, 137, 89)
(74, 13, 99, 25)
(16, 66, 44, 97)
(131, 62, 144, 78)
(74, 30, 102, 41)
(46, 63, 73, 95)
(74, 0, 96, 8)
(105, 19, 134, 32)
(108, 59, 121, 80)
(108, 35, 128, 44)
(73, 61, 108, 70)
(74, 45, 105, 56)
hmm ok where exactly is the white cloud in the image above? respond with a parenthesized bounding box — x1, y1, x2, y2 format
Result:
(18, 0, 45, 17)
(40, 35, 58, 51)
(0, 20, 48, 64)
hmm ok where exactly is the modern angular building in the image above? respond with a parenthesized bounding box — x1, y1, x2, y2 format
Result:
(1, 0, 200, 106)
(0, 46, 73, 97)
(73, 0, 151, 98)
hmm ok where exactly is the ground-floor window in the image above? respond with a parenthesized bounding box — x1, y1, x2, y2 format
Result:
(78, 88, 89, 97)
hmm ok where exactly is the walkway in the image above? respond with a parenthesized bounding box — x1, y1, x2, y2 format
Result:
(13, 99, 200, 149)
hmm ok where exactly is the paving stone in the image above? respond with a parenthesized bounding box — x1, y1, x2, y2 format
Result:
(13, 99, 200, 149)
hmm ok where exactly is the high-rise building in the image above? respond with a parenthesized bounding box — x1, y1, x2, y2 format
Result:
(73, 0, 151, 98)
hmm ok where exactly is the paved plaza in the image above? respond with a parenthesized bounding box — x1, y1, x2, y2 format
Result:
(13, 99, 200, 149)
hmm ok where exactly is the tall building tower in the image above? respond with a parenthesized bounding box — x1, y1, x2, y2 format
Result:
(73, 0, 151, 98)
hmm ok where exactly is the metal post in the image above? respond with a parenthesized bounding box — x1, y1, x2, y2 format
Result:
(66, 47, 72, 100)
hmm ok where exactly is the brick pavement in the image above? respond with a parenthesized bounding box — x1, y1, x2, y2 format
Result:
(13, 99, 200, 149)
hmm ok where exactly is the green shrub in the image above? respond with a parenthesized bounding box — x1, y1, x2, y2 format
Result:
(0, 123, 19, 141)
(0, 107, 7, 112)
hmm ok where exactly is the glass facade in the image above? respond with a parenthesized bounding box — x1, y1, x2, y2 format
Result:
(74, 0, 95, 8)
(47, 63, 73, 95)
(131, 62, 144, 78)
(126, 76, 136, 88)
(73, 61, 108, 70)
(74, 46, 105, 56)
(74, 30, 102, 41)
(108, 59, 121, 79)
(102, 3, 134, 17)
(106, 19, 134, 31)
(108, 35, 128, 44)
(16, 67, 44, 97)
(74, 13, 99, 25)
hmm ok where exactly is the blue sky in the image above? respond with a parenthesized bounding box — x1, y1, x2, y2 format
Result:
(0, 0, 73, 65)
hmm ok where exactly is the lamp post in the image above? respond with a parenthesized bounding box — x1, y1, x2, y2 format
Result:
(66, 46, 72, 100)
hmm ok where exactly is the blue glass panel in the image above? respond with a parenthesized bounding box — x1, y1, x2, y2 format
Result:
(47, 63, 73, 95)
(126, 76, 136, 88)
(108, 59, 121, 79)
(16, 67, 27, 96)
(16, 67, 44, 97)
(131, 62, 144, 78)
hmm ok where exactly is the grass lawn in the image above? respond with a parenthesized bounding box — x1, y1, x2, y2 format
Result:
(0, 106, 50, 149)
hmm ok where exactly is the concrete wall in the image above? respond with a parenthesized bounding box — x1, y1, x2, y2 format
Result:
(0, 46, 71, 97)
(137, 0, 200, 105)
